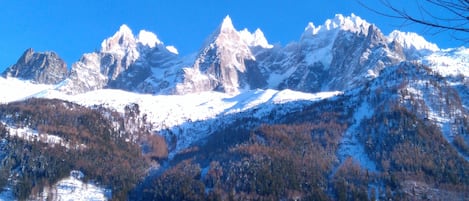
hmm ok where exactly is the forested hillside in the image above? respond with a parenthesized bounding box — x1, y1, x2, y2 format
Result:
(0, 98, 167, 200)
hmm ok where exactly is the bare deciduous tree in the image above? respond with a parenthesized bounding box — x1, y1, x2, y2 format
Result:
(358, 0, 469, 37)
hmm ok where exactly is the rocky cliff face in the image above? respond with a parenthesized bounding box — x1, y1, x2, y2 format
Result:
(109, 43, 184, 94)
(59, 25, 143, 94)
(255, 14, 405, 93)
(58, 25, 175, 94)
(2, 48, 67, 84)
(175, 16, 272, 94)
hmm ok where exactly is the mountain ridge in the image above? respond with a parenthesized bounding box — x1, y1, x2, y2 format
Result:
(1, 13, 446, 96)
(2, 48, 68, 85)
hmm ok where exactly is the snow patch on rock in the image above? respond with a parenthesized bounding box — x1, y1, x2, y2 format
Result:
(137, 30, 161, 48)
(165, 45, 179, 54)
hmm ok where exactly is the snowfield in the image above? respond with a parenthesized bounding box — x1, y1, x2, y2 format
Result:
(0, 77, 342, 153)
(0, 77, 54, 104)
(39, 88, 340, 131)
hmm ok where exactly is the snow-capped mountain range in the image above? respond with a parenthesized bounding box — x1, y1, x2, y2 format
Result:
(0, 11, 469, 155)
(2, 13, 468, 156)
(2, 14, 455, 96)
(1, 14, 468, 200)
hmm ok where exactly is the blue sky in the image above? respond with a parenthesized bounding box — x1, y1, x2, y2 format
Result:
(0, 0, 464, 71)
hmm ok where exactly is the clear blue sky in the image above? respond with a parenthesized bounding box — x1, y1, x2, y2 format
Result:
(0, 0, 465, 72)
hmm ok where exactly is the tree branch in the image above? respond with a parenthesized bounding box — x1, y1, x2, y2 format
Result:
(357, 0, 469, 33)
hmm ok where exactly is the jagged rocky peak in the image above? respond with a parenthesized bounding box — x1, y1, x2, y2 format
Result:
(101, 24, 136, 52)
(96, 24, 141, 79)
(296, 14, 374, 70)
(2, 48, 68, 84)
(59, 23, 182, 95)
(302, 13, 370, 39)
(281, 13, 406, 93)
(220, 15, 235, 32)
(211, 15, 272, 50)
(60, 24, 163, 94)
(210, 15, 247, 48)
(239, 28, 273, 48)
(101, 24, 163, 52)
(366, 24, 388, 47)
(176, 15, 271, 94)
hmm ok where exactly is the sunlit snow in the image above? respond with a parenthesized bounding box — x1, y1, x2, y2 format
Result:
(0, 77, 342, 153)
(0, 77, 54, 104)
(166, 45, 179, 54)
(388, 30, 439, 52)
(239, 28, 273, 48)
(423, 47, 469, 77)
(5, 126, 64, 146)
(40, 88, 341, 135)
(39, 171, 109, 201)
(303, 13, 370, 36)
(138, 30, 162, 48)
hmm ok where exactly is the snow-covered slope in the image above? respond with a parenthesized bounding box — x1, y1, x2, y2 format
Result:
(0, 75, 340, 153)
(0, 77, 54, 104)
(388, 30, 439, 51)
(38, 88, 340, 152)
(423, 47, 469, 77)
